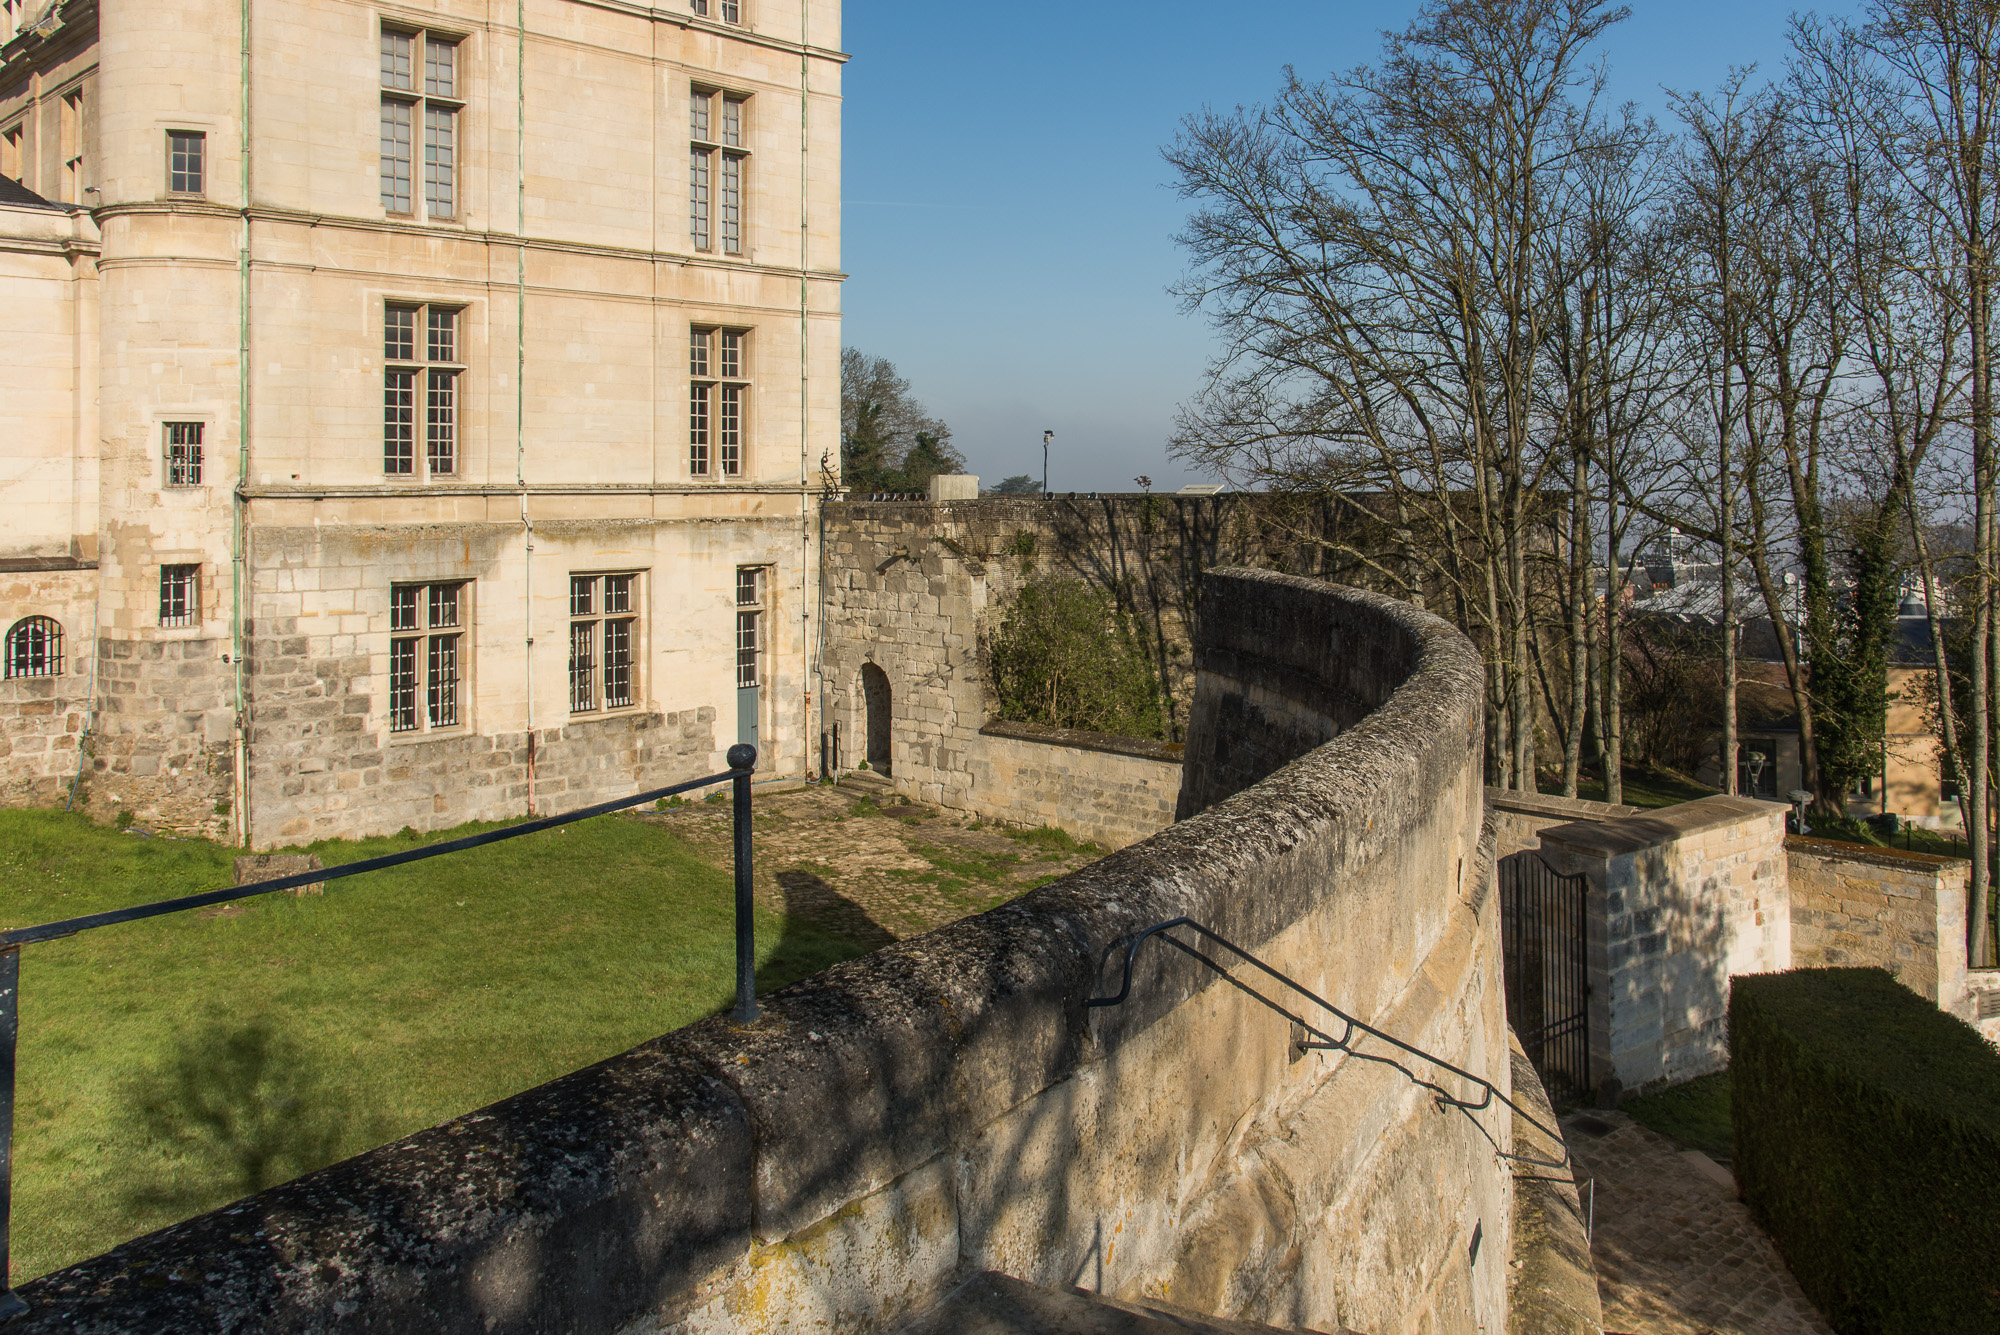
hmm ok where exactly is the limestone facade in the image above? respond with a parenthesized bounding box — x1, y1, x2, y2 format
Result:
(1, 0, 844, 844)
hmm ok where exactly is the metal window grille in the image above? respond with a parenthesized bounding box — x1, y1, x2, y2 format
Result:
(570, 574, 594, 617)
(391, 585, 419, 632)
(568, 620, 596, 713)
(603, 618, 633, 708)
(165, 422, 203, 486)
(735, 609, 758, 688)
(384, 370, 416, 474)
(389, 636, 419, 731)
(691, 88, 711, 142)
(719, 384, 742, 476)
(690, 148, 711, 249)
(722, 97, 742, 148)
(3, 617, 61, 679)
(423, 104, 455, 218)
(720, 153, 742, 253)
(380, 100, 413, 213)
(167, 131, 203, 193)
(736, 566, 760, 605)
(428, 582, 460, 629)
(689, 383, 710, 475)
(720, 329, 741, 378)
(158, 565, 198, 628)
(427, 634, 460, 727)
(426, 370, 456, 474)
(605, 573, 633, 614)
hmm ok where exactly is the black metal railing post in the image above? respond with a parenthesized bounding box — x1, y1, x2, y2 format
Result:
(0, 947, 25, 1319)
(727, 744, 759, 1024)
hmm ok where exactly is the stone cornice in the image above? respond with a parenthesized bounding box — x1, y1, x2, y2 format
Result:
(240, 483, 819, 500)
(567, 0, 849, 63)
(0, 0, 97, 82)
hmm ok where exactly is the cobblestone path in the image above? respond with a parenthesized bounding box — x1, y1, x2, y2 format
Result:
(1563, 1111, 1831, 1335)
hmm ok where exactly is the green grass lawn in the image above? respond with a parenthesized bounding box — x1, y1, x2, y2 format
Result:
(1568, 763, 1719, 810)
(0, 807, 872, 1283)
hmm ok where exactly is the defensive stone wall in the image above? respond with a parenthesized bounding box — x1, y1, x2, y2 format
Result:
(1787, 837, 1969, 1012)
(15, 569, 1512, 1335)
(1537, 796, 1788, 1094)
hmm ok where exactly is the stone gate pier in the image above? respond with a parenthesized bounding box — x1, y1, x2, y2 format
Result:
(12, 570, 1582, 1335)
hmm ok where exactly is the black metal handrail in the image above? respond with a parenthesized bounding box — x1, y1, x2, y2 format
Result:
(0, 743, 762, 1319)
(1086, 918, 1572, 1171)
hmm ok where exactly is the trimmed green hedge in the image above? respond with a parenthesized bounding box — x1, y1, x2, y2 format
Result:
(1731, 968, 2000, 1334)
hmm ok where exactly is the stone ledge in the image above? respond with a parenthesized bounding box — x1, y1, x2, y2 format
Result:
(1486, 788, 1639, 821)
(978, 717, 1184, 764)
(1787, 834, 1968, 871)
(1505, 1042, 1603, 1335)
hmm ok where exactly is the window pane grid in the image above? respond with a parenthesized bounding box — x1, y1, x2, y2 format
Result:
(605, 574, 633, 613)
(426, 308, 456, 362)
(382, 30, 414, 91)
(4, 617, 62, 679)
(691, 89, 711, 142)
(569, 621, 596, 713)
(426, 370, 456, 474)
(168, 131, 203, 193)
(689, 326, 710, 376)
(424, 105, 456, 218)
(720, 0, 739, 23)
(720, 153, 742, 253)
(719, 384, 742, 476)
(384, 370, 416, 474)
(689, 383, 710, 475)
(720, 329, 741, 378)
(736, 610, 758, 688)
(428, 582, 460, 628)
(690, 149, 711, 249)
(424, 38, 456, 97)
(380, 100, 413, 213)
(570, 573, 640, 713)
(390, 637, 419, 731)
(722, 97, 742, 147)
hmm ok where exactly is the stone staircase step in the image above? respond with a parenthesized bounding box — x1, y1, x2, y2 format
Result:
(893, 1271, 1351, 1335)
(838, 767, 894, 793)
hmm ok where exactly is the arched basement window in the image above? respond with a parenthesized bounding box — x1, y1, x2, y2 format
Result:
(4, 617, 63, 679)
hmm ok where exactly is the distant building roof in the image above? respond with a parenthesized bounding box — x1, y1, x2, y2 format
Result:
(0, 176, 65, 211)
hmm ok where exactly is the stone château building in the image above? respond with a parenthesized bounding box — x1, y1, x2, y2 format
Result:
(0, 0, 843, 845)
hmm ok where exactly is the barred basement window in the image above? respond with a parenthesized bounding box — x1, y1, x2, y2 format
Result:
(159, 564, 199, 628)
(689, 85, 747, 253)
(384, 302, 463, 477)
(689, 325, 749, 478)
(389, 580, 466, 732)
(3, 617, 61, 679)
(164, 422, 203, 486)
(381, 26, 462, 220)
(569, 572, 639, 713)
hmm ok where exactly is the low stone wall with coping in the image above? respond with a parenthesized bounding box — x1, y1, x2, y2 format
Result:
(1486, 789, 1640, 861)
(1787, 836, 1968, 1012)
(13, 570, 1512, 1335)
(958, 718, 1181, 850)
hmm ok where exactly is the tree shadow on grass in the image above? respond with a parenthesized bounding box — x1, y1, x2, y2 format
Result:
(753, 868, 898, 996)
(121, 1017, 382, 1218)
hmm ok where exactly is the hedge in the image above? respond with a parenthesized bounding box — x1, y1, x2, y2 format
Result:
(1731, 968, 2000, 1334)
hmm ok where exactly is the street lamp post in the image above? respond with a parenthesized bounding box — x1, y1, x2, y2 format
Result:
(1042, 429, 1054, 497)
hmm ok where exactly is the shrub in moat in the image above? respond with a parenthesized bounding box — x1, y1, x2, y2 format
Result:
(1730, 967, 2000, 1334)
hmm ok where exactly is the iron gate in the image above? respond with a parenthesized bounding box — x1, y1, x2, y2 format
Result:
(1500, 851, 1591, 1106)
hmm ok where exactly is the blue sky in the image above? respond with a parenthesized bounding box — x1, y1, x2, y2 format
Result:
(838, 1, 1850, 493)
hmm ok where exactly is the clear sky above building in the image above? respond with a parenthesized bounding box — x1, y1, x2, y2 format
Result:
(840, 0, 1858, 493)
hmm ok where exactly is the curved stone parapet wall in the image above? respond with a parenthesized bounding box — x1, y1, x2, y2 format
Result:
(13, 569, 1504, 1335)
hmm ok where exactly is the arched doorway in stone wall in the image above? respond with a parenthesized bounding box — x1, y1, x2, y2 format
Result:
(861, 662, 892, 777)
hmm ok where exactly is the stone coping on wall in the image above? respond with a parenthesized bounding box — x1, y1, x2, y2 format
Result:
(1786, 834, 1970, 871)
(10, 569, 1488, 1334)
(1485, 789, 1641, 822)
(1541, 794, 1786, 858)
(977, 717, 1186, 764)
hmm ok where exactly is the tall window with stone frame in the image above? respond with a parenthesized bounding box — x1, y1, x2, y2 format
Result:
(689, 86, 747, 253)
(384, 302, 463, 478)
(389, 581, 466, 732)
(166, 130, 204, 195)
(735, 566, 765, 688)
(568, 572, 639, 714)
(688, 325, 748, 478)
(159, 564, 199, 628)
(381, 26, 462, 221)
